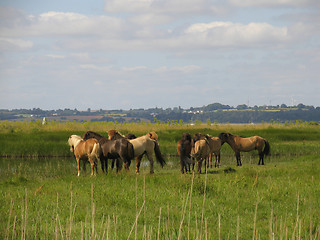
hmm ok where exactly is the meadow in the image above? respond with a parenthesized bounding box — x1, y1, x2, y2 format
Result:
(0, 120, 319, 239)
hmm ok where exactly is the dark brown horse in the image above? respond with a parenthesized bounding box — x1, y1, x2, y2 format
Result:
(218, 132, 270, 166)
(83, 131, 134, 173)
(177, 133, 194, 174)
(108, 130, 165, 174)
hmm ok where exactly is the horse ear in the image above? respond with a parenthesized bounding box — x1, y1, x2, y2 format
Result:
(149, 133, 152, 138)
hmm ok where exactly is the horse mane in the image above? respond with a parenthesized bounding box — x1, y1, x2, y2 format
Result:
(181, 132, 191, 141)
(83, 131, 103, 139)
(108, 130, 125, 139)
(218, 132, 233, 138)
(68, 135, 83, 149)
(125, 133, 137, 139)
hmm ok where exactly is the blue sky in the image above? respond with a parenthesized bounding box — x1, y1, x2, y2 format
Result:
(1, 0, 319, 110)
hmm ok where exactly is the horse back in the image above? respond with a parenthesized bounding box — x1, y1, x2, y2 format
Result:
(208, 137, 222, 152)
(237, 136, 264, 152)
(74, 138, 99, 157)
(130, 136, 153, 156)
(194, 139, 211, 158)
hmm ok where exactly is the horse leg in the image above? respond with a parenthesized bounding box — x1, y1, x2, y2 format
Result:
(258, 152, 264, 165)
(76, 157, 81, 176)
(104, 157, 108, 173)
(214, 154, 217, 168)
(100, 155, 105, 173)
(146, 152, 154, 174)
(191, 157, 195, 172)
(89, 157, 94, 176)
(180, 155, 185, 174)
(100, 155, 108, 174)
(136, 155, 143, 174)
(210, 154, 213, 168)
(235, 153, 241, 166)
(111, 159, 115, 170)
(116, 158, 123, 173)
(123, 155, 131, 171)
(197, 159, 202, 174)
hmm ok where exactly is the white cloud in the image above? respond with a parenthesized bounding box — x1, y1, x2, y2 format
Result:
(229, 0, 320, 8)
(183, 21, 289, 47)
(0, 37, 33, 51)
(46, 54, 65, 59)
(0, 10, 125, 38)
(104, 0, 223, 15)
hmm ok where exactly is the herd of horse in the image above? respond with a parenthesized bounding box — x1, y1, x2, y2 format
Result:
(67, 130, 270, 176)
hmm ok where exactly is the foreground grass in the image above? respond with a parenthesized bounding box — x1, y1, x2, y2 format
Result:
(0, 155, 319, 239)
(1, 122, 320, 239)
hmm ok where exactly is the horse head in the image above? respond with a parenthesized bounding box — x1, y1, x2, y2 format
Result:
(218, 132, 233, 145)
(68, 135, 82, 152)
(108, 130, 125, 140)
(149, 132, 158, 141)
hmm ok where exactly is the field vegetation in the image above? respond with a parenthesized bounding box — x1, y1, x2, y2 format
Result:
(0, 120, 319, 239)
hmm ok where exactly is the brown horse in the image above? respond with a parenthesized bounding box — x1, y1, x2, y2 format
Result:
(108, 130, 165, 174)
(218, 132, 270, 166)
(191, 139, 211, 174)
(68, 135, 101, 176)
(177, 133, 194, 174)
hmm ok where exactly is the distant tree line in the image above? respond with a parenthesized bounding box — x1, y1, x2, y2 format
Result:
(1, 103, 319, 123)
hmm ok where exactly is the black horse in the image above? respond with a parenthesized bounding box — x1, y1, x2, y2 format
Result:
(177, 133, 193, 174)
(83, 131, 134, 173)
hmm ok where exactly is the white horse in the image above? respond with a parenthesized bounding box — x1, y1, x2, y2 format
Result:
(68, 135, 101, 176)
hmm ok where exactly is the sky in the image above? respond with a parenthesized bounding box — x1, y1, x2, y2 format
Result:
(0, 0, 319, 110)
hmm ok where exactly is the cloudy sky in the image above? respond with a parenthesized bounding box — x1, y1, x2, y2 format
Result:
(0, 0, 319, 110)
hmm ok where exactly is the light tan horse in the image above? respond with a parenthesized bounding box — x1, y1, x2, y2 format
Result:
(108, 130, 166, 174)
(68, 135, 101, 176)
(191, 139, 211, 174)
(206, 136, 222, 168)
(192, 133, 222, 168)
(218, 132, 270, 166)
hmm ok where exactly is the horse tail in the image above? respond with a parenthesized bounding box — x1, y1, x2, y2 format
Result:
(263, 140, 270, 156)
(92, 142, 101, 160)
(154, 141, 166, 167)
(127, 141, 135, 160)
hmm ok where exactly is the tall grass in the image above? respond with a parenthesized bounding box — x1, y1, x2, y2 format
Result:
(0, 121, 320, 239)
(1, 154, 320, 239)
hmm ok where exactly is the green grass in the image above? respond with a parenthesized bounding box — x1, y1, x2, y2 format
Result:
(0, 122, 320, 239)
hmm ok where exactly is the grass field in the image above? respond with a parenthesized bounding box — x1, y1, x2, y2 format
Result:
(0, 121, 319, 239)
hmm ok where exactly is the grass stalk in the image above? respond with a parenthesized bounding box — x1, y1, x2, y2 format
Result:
(157, 207, 162, 240)
(91, 184, 95, 240)
(5, 199, 14, 240)
(178, 190, 190, 240)
(200, 171, 208, 240)
(253, 193, 259, 240)
(188, 171, 195, 240)
(218, 213, 221, 240)
(127, 201, 145, 240)
(237, 215, 240, 240)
